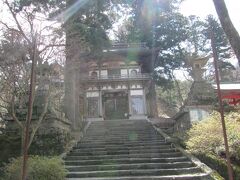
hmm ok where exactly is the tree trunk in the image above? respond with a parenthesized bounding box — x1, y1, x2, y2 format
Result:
(148, 81, 159, 118)
(212, 0, 240, 66)
(21, 42, 37, 180)
(21, 129, 25, 156)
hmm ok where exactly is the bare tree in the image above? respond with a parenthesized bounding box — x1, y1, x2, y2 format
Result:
(0, 1, 65, 179)
(212, 0, 240, 66)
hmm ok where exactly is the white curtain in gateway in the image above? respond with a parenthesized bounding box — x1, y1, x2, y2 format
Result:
(131, 96, 144, 115)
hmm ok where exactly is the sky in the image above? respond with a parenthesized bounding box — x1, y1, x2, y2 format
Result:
(176, 0, 240, 79)
(180, 0, 240, 33)
(1, 0, 239, 80)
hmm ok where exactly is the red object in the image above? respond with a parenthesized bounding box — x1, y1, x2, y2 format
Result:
(221, 93, 240, 105)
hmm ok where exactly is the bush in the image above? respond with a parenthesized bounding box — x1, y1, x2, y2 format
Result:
(186, 111, 240, 160)
(0, 129, 72, 168)
(29, 129, 72, 156)
(185, 111, 240, 179)
(196, 153, 240, 180)
(0, 134, 21, 167)
(3, 156, 67, 180)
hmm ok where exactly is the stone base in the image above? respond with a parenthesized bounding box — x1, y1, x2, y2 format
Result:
(86, 117, 104, 121)
(129, 115, 147, 120)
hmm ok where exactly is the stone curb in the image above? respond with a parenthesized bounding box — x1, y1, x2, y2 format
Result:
(60, 121, 92, 159)
(147, 118, 216, 179)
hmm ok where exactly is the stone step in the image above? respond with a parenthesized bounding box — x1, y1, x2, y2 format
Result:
(87, 122, 148, 126)
(64, 120, 211, 179)
(87, 125, 152, 127)
(76, 140, 170, 148)
(64, 157, 190, 166)
(69, 148, 177, 156)
(72, 144, 172, 152)
(86, 126, 155, 129)
(66, 173, 211, 180)
(87, 128, 155, 130)
(80, 138, 165, 144)
(65, 152, 183, 161)
(66, 162, 194, 172)
(86, 127, 154, 129)
(85, 131, 160, 135)
(85, 132, 163, 138)
(66, 167, 202, 178)
(84, 135, 162, 139)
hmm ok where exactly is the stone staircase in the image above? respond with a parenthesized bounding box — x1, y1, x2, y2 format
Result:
(64, 120, 212, 180)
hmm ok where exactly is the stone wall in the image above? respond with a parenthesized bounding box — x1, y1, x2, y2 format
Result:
(172, 81, 215, 134)
(173, 111, 191, 134)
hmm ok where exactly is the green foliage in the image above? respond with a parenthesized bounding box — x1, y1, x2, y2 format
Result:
(124, 1, 190, 86)
(64, 0, 128, 53)
(186, 15, 208, 55)
(29, 129, 72, 156)
(204, 16, 235, 81)
(196, 153, 240, 180)
(205, 16, 232, 61)
(185, 112, 240, 179)
(3, 156, 67, 180)
(154, 13, 189, 69)
(186, 111, 240, 160)
(8, 0, 123, 54)
(157, 80, 192, 108)
(0, 135, 21, 168)
(0, 129, 71, 169)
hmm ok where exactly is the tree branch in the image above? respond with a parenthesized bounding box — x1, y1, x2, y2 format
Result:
(11, 95, 23, 129)
(0, 20, 20, 33)
(27, 87, 50, 149)
(0, 95, 11, 104)
(39, 44, 65, 54)
(5, 0, 31, 45)
(0, 104, 8, 111)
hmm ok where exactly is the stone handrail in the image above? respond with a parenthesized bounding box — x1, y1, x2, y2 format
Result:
(147, 118, 216, 179)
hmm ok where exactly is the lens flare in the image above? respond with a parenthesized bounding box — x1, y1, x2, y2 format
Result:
(55, 0, 89, 23)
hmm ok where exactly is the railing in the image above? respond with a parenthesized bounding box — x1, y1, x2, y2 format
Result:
(83, 73, 151, 81)
(111, 42, 147, 49)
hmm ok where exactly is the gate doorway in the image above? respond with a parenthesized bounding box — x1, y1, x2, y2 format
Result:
(103, 91, 128, 120)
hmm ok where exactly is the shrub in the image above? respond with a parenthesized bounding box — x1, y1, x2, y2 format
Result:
(0, 134, 21, 167)
(186, 111, 240, 160)
(29, 129, 72, 156)
(0, 129, 72, 168)
(196, 153, 240, 180)
(185, 111, 240, 179)
(3, 156, 67, 180)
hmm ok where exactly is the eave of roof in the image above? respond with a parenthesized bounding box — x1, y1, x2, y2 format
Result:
(212, 83, 240, 90)
(102, 47, 154, 56)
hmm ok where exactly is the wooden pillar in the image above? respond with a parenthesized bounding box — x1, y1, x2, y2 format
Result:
(128, 86, 132, 117)
(143, 87, 147, 114)
(99, 89, 103, 117)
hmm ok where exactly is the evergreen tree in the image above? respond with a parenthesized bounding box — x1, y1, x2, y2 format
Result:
(186, 15, 209, 56)
(122, 0, 188, 87)
(205, 16, 235, 81)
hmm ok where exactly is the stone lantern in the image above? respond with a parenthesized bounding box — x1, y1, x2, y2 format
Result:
(186, 56, 209, 81)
